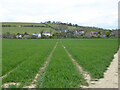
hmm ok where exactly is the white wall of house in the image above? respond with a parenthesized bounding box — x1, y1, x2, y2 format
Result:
(16, 35, 22, 38)
(43, 32, 52, 36)
(38, 34, 41, 37)
(32, 34, 41, 37)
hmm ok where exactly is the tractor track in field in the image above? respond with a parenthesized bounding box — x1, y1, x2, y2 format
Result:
(61, 41, 91, 87)
(24, 42, 58, 88)
(2, 82, 20, 88)
(1, 52, 38, 79)
(1, 61, 25, 79)
(61, 41, 119, 88)
(1, 60, 27, 88)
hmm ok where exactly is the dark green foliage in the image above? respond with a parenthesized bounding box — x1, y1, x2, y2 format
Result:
(105, 31, 111, 37)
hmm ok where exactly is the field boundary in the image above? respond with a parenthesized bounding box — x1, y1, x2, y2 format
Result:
(24, 42, 58, 88)
(61, 41, 91, 86)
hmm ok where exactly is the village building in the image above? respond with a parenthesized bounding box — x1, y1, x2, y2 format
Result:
(32, 34, 41, 38)
(85, 32, 91, 37)
(42, 32, 52, 36)
(16, 35, 22, 38)
(79, 30, 85, 34)
(112, 30, 118, 38)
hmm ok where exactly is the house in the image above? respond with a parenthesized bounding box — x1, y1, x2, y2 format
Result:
(42, 32, 52, 36)
(58, 30, 61, 33)
(112, 30, 118, 38)
(5, 34, 14, 38)
(90, 31, 94, 35)
(63, 30, 69, 32)
(32, 34, 41, 38)
(73, 30, 80, 37)
(90, 31, 96, 37)
(85, 32, 91, 37)
(79, 30, 85, 34)
(16, 35, 22, 38)
(92, 34, 97, 37)
(99, 31, 106, 37)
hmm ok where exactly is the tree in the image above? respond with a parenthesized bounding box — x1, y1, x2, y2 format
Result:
(105, 31, 111, 37)
(97, 34, 100, 38)
(47, 21, 51, 24)
(52, 21, 56, 24)
(17, 33, 20, 35)
(75, 24, 78, 27)
(2, 33, 7, 38)
(40, 30, 44, 35)
(68, 23, 72, 26)
(24, 32, 29, 35)
(7, 32, 10, 35)
(50, 30, 52, 36)
(59, 25, 68, 30)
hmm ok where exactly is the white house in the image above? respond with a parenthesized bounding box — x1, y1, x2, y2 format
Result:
(32, 34, 41, 37)
(80, 30, 85, 34)
(38, 34, 41, 37)
(16, 35, 22, 38)
(42, 32, 52, 36)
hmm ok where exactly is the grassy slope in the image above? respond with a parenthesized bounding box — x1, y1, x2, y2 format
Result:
(37, 42, 87, 88)
(62, 39, 118, 79)
(2, 22, 105, 34)
(2, 39, 57, 87)
(2, 27, 55, 34)
(2, 22, 56, 34)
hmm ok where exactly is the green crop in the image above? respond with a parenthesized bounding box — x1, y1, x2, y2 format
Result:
(62, 38, 118, 79)
(2, 39, 118, 88)
(37, 42, 87, 88)
(2, 39, 57, 87)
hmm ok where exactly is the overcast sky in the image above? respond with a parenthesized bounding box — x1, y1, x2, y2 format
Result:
(0, 0, 119, 29)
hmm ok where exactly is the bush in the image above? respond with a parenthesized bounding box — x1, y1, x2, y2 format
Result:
(97, 34, 100, 38)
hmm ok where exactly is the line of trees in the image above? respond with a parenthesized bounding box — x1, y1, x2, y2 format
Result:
(45, 21, 78, 27)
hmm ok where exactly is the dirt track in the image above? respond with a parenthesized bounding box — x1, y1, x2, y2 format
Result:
(86, 49, 119, 88)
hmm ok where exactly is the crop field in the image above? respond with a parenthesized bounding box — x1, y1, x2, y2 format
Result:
(62, 39, 118, 79)
(37, 42, 87, 88)
(1, 39, 118, 88)
(2, 39, 57, 87)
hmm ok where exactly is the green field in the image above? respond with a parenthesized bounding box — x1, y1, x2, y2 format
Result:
(37, 42, 87, 88)
(62, 39, 118, 79)
(2, 27, 56, 34)
(2, 39, 57, 87)
(1, 39, 118, 88)
(2, 22, 57, 34)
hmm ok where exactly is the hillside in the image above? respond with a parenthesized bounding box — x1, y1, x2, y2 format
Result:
(2, 22, 56, 34)
(2, 22, 109, 35)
